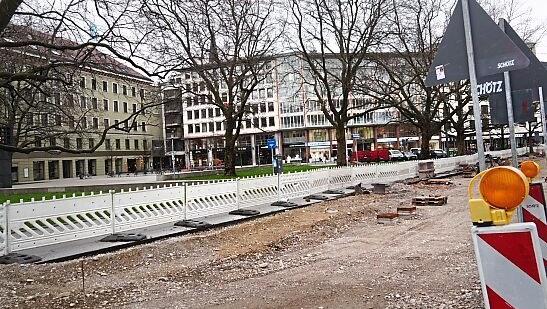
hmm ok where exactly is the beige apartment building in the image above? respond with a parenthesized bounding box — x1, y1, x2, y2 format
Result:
(11, 67, 163, 183)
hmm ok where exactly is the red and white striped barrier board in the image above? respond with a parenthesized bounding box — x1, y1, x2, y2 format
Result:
(472, 223, 547, 309)
(521, 183, 547, 268)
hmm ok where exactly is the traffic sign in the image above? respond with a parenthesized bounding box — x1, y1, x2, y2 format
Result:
(267, 138, 276, 150)
(425, 0, 529, 87)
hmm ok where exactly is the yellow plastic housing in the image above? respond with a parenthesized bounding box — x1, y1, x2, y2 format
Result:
(468, 166, 529, 226)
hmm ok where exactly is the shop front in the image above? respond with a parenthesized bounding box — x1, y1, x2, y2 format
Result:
(282, 130, 307, 163)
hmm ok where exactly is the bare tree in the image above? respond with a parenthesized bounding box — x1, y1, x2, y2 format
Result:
(0, 0, 169, 156)
(289, 0, 389, 166)
(444, 81, 472, 155)
(359, 0, 471, 159)
(479, 0, 547, 43)
(142, 0, 282, 176)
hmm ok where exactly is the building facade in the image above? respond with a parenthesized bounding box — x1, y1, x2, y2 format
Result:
(10, 65, 163, 183)
(162, 53, 437, 168)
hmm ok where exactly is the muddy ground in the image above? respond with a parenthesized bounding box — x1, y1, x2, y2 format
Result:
(1, 167, 518, 308)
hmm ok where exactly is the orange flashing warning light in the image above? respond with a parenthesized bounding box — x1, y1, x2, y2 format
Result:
(468, 166, 529, 226)
(479, 166, 529, 210)
(520, 161, 540, 179)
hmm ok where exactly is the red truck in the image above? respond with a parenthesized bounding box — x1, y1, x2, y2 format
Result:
(351, 149, 390, 162)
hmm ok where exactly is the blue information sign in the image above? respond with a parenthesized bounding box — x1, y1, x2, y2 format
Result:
(267, 138, 277, 150)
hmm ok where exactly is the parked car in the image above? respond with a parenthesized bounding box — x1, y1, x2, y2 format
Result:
(388, 149, 405, 161)
(403, 151, 418, 160)
(351, 149, 390, 162)
(430, 149, 447, 158)
(410, 148, 421, 156)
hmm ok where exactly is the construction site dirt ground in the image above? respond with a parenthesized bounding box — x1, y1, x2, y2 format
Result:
(3, 159, 544, 309)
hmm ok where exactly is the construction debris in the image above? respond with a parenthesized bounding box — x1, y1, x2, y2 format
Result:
(412, 195, 448, 206)
(426, 179, 453, 185)
(376, 212, 399, 224)
(397, 206, 417, 217)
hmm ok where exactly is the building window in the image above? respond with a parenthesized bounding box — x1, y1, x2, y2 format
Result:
(269, 117, 275, 127)
(102, 80, 108, 92)
(91, 78, 97, 90)
(81, 117, 87, 129)
(88, 138, 95, 149)
(260, 102, 266, 113)
(268, 101, 274, 112)
(76, 138, 83, 149)
(267, 88, 273, 98)
(132, 103, 137, 113)
(132, 121, 137, 131)
(91, 98, 98, 110)
(79, 77, 86, 88)
(245, 119, 251, 128)
(115, 139, 121, 150)
(140, 89, 145, 100)
(105, 139, 111, 150)
(92, 117, 99, 129)
(55, 114, 62, 126)
(194, 110, 199, 119)
(80, 96, 86, 108)
(186, 97, 192, 107)
(208, 122, 214, 132)
(208, 108, 213, 118)
(114, 119, 119, 128)
(125, 139, 130, 150)
(260, 117, 267, 127)
(123, 102, 128, 113)
(64, 138, 70, 148)
(141, 122, 146, 132)
(49, 137, 56, 146)
(113, 83, 118, 94)
(201, 123, 207, 132)
(215, 108, 221, 117)
(195, 124, 200, 133)
(134, 139, 139, 149)
(123, 85, 127, 95)
(188, 124, 193, 133)
(216, 122, 222, 131)
(113, 100, 119, 112)
(143, 139, 149, 150)
(103, 99, 109, 110)
(104, 118, 110, 128)
(201, 109, 206, 118)
(259, 89, 265, 99)
(131, 86, 136, 97)
(187, 110, 193, 120)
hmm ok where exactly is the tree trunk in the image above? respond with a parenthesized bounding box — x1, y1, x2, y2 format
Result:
(455, 129, 466, 156)
(335, 123, 347, 166)
(224, 136, 237, 176)
(420, 131, 432, 159)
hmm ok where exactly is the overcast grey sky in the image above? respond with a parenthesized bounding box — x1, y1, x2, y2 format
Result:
(525, 0, 547, 60)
